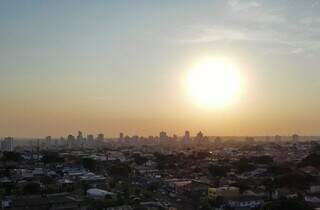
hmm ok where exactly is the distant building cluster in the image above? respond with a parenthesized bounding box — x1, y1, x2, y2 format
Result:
(0, 131, 319, 210)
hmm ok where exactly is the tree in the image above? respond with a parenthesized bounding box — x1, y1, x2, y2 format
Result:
(82, 158, 97, 172)
(40, 176, 54, 193)
(42, 152, 64, 164)
(261, 199, 314, 210)
(299, 153, 320, 167)
(133, 154, 148, 166)
(1, 152, 22, 162)
(146, 181, 160, 192)
(80, 180, 89, 195)
(251, 155, 273, 164)
(208, 165, 228, 177)
(196, 151, 210, 160)
(274, 172, 315, 190)
(23, 182, 41, 195)
(234, 158, 256, 173)
(268, 165, 292, 176)
(199, 200, 211, 210)
(116, 181, 131, 200)
(109, 163, 132, 178)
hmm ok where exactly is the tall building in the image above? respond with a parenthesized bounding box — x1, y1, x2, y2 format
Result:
(67, 135, 75, 148)
(87, 134, 94, 141)
(85, 134, 94, 148)
(77, 131, 83, 141)
(292, 134, 299, 142)
(183, 130, 191, 143)
(119, 132, 124, 142)
(245, 137, 255, 143)
(77, 131, 84, 148)
(97, 133, 104, 141)
(195, 131, 204, 142)
(45, 136, 52, 148)
(214, 137, 222, 144)
(96, 133, 104, 147)
(1, 137, 14, 152)
(172, 134, 178, 141)
(275, 135, 282, 142)
(159, 131, 168, 142)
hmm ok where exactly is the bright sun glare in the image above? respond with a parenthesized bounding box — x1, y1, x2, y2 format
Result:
(187, 57, 242, 108)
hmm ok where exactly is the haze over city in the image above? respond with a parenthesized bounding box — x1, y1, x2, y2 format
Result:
(1, 0, 320, 138)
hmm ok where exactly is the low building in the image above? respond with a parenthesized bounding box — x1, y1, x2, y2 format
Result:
(87, 188, 116, 200)
(2, 193, 83, 210)
(208, 186, 240, 200)
(226, 196, 264, 210)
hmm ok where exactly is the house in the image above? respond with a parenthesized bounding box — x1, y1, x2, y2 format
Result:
(272, 188, 298, 199)
(1, 193, 84, 210)
(243, 189, 268, 198)
(106, 206, 133, 210)
(58, 179, 75, 192)
(310, 185, 320, 194)
(208, 186, 240, 200)
(226, 196, 264, 210)
(87, 188, 116, 200)
(301, 166, 320, 177)
(171, 181, 192, 193)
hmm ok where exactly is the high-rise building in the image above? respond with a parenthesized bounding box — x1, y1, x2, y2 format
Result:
(97, 133, 104, 141)
(119, 132, 124, 142)
(195, 131, 204, 142)
(77, 131, 83, 141)
(245, 137, 255, 143)
(45, 136, 52, 148)
(67, 135, 75, 148)
(214, 137, 222, 144)
(159, 131, 168, 142)
(87, 134, 94, 141)
(172, 134, 178, 141)
(275, 135, 282, 142)
(292, 134, 299, 142)
(1, 137, 14, 152)
(183, 130, 191, 143)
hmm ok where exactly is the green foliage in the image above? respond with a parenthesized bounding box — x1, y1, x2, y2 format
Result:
(82, 158, 97, 172)
(267, 165, 292, 176)
(208, 164, 229, 177)
(41, 152, 64, 164)
(132, 154, 148, 165)
(23, 182, 41, 195)
(199, 196, 211, 210)
(251, 155, 273, 164)
(40, 175, 54, 185)
(196, 151, 210, 160)
(1, 152, 22, 162)
(261, 199, 314, 210)
(146, 181, 160, 192)
(153, 152, 179, 170)
(234, 158, 256, 173)
(109, 163, 132, 178)
(299, 153, 320, 167)
(116, 181, 130, 199)
(274, 172, 315, 190)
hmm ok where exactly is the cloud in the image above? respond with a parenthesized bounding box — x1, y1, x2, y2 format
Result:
(177, 0, 320, 55)
(228, 0, 261, 11)
(226, 0, 286, 25)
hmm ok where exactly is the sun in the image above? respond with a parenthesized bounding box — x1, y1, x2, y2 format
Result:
(186, 57, 242, 108)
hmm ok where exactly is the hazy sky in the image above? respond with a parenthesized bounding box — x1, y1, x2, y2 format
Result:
(1, 0, 320, 137)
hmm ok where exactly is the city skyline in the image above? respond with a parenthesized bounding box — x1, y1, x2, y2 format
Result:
(1, 0, 320, 137)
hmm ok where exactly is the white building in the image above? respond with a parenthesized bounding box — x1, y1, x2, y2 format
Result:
(87, 188, 116, 200)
